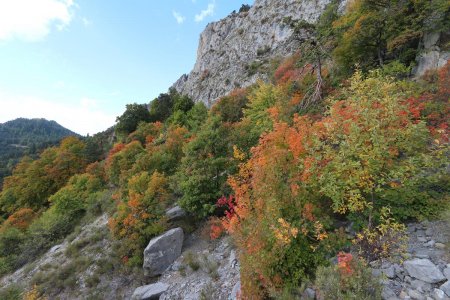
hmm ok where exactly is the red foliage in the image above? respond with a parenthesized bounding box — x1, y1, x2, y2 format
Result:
(217, 195, 237, 220)
(337, 252, 354, 276)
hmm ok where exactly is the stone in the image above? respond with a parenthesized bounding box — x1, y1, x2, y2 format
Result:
(382, 286, 397, 300)
(424, 240, 436, 247)
(440, 281, 450, 297)
(143, 228, 184, 277)
(444, 268, 450, 280)
(433, 288, 446, 300)
(165, 206, 187, 222)
(404, 259, 446, 283)
(418, 237, 428, 243)
(131, 282, 169, 300)
(383, 265, 396, 279)
(425, 228, 434, 237)
(408, 289, 425, 300)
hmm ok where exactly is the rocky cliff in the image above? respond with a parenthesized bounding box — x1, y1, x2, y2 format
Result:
(172, 0, 347, 106)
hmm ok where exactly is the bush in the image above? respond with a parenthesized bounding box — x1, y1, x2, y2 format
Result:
(315, 253, 382, 300)
(0, 285, 22, 300)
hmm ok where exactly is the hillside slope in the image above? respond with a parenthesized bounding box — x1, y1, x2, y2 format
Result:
(0, 118, 78, 186)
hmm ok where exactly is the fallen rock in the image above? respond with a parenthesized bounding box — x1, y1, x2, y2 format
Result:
(383, 265, 396, 279)
(166, 206, 187, 222)
(440, 281, 450, 297)
(404, 259, 446, 283)
(131, 282, 169, 300)
(143, 228, 184, 277)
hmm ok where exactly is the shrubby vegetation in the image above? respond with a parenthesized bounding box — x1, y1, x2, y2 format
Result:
(0, 0, 449, 298)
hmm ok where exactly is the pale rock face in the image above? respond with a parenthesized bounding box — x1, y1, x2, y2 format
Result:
(172, 0, 347, 106)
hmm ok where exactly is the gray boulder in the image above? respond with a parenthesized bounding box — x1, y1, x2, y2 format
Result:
(131, 282, 169, 300)
(166, 206, 186, 222)
(404, 259, 446, 283)
(143, 228, 184, 277)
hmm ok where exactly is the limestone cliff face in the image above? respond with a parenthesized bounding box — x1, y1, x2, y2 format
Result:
(172, 0, 346, 106)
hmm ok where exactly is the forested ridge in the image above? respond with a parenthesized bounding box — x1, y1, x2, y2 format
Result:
(0, 0, 449, 299)
(0, 118, 79, 187)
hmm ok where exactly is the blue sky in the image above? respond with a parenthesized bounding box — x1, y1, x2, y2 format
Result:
(0, 0, 253, 135)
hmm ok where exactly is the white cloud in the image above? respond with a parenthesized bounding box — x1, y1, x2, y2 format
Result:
(172, 11, 186, 24)
(195, 1, 215, 22)
(0, 92, 116, 136)
(0, 0, 75, 41)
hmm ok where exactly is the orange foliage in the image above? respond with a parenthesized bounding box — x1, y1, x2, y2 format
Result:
(4, 208, 36, 231)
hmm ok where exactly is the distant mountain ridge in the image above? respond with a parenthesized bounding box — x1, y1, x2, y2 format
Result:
(0, 118, 79, 187)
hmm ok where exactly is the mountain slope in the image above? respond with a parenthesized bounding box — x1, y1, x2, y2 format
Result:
(0, 118, 79, 186)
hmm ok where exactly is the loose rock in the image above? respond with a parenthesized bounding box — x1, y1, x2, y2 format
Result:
(403, 259, 446, 283)
(143, 228, 184, 277)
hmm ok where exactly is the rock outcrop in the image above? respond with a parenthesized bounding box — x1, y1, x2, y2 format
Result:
(414, 32, 450, 77)
(143, 227, 184, 277)
(172, 0, 347, 106)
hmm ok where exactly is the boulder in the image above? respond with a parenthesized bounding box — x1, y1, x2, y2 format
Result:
(440, 281, 450, 297)
(165, 206, 186, 222)
(383, 265, 396, 279)
(404, 259, 445, 283)
(131, 282, 169, 300)
(143, 228, 184, 277)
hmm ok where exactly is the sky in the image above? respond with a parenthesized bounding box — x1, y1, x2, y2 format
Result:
(0, 0, 253, 136)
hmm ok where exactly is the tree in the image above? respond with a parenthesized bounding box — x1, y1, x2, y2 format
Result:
(177, 116, 233, 217)
(115, 103, 151, 139)
(332, 0, 450, 73)
(148, 93, 173, 122)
